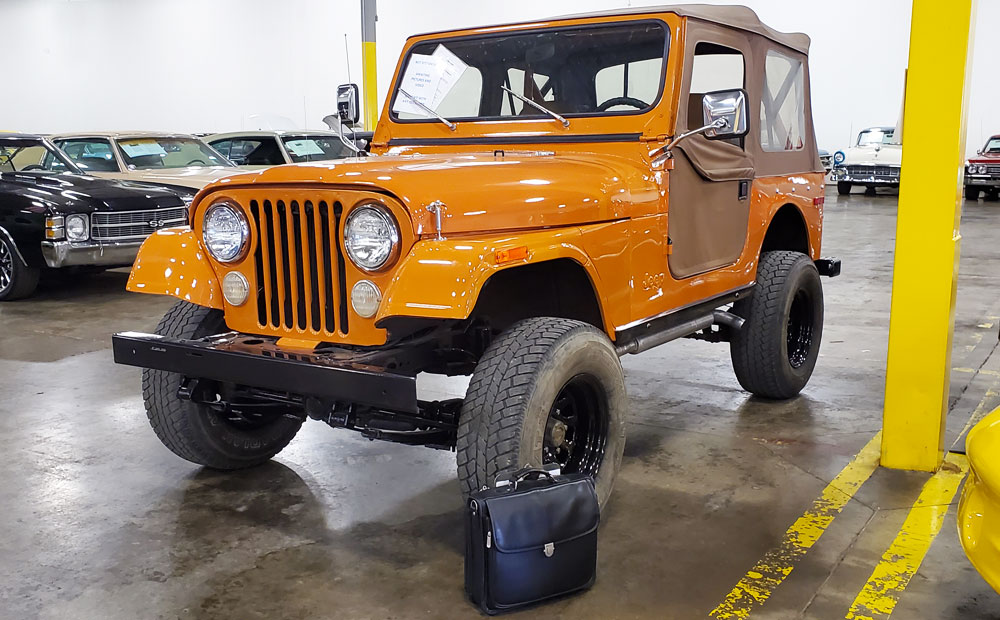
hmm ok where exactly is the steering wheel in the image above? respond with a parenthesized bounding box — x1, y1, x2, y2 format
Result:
(186, 159, 208, 166)
(21, 165, 46, 171)
(597, 96, 648, 111)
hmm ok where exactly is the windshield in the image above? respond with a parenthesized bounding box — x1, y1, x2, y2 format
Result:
(984, 138, 1000, 154)
(116, 137, 234, 170)
(390, 21, 667, 124)
(0, 140, 78, 173)
(54, 138, 119, 172)
(857, 129, 896, 146)
(280, 135, 354, 163)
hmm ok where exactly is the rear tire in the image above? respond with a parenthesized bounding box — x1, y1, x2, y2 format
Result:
(142, 301, 303, 469)
(966, 186, 981, 201)
(837, 182, 852, 195)
(730, 251, 824, 399)
(456, 317, 627, 510)
(0, 236, 39, 301)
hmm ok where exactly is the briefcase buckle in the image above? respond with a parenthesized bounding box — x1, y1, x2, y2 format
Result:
(543, 542, 555, 557)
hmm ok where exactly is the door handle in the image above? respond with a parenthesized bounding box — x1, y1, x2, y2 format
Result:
(738, 180, 750, 201)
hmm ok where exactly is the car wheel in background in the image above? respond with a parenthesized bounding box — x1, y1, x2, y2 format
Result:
(966, 186, 981, 201)
(0, 236, 40, 301)
(837, 182, 852, 195)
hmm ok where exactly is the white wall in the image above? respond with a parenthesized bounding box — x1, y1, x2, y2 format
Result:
(3, 0, 996, 155)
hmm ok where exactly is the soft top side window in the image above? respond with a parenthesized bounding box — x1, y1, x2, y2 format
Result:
(760, 49, 806, 152)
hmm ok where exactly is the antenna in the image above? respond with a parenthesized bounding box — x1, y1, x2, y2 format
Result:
(345, 34, 352, 85)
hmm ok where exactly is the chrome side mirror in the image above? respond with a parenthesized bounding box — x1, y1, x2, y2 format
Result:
(702, 89, 749, 140)
(337, 83, 361, 126)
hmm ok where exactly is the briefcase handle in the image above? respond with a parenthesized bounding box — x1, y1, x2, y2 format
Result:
(510, 467, 555, 489)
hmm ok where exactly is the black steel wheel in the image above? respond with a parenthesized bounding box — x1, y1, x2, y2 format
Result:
(730, 251, 824, 399)
(786, 288, 816, 369)
(0, 235, 39, 301)
(457, 317, 627, 510)
(542, 374, 610, 476)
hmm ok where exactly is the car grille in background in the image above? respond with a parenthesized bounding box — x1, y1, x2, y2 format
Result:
(91, 207, 188, 241)
(845, 165, 900, 178)
(248, 199, 349, 336)
(987, 166, 1000, 175)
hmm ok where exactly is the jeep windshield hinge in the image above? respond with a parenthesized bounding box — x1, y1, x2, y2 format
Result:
(427, 201, 446, 240)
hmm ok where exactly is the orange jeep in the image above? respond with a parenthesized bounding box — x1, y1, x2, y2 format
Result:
(114, 5, 838, 508)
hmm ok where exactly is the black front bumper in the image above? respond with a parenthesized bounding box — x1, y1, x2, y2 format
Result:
(112, 331, 418, 414)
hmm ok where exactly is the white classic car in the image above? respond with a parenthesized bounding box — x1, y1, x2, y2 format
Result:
(831, 126, 902, 195)
(50, 132, 240, 193)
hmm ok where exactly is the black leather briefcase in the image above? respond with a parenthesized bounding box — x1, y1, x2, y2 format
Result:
(465, 469, 599, 615)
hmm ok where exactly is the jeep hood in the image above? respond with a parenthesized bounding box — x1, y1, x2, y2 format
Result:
(842, 144, 902, 167)
(211, 152, 659, 235)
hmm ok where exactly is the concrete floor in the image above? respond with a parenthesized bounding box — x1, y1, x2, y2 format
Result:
(2, 188, 1000, 619)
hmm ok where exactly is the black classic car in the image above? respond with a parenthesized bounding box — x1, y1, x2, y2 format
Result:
(0, 134, 193, 300)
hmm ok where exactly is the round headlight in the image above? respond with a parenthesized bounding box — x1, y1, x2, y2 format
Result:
(344, 205, 399, 271)
(222, 272, 249, 306)
(202, 202, 249, 263)
(65, 214, 89, 242)
(977, 164, 988, 174)
(833, 150, 846, 165)
(351, 280, 382, 318)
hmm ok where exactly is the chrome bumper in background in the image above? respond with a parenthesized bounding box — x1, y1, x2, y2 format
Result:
(966, 176, 1000, 187)
(832, 168, 900, 185)
(40, 240, 143, 268)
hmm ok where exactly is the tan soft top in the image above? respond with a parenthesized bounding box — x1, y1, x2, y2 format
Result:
(553, 4, 810, 54)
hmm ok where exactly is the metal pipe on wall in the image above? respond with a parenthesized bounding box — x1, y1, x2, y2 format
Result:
(361, 0, 378, 131)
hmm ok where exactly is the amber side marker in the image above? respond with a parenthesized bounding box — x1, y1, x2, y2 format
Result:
(495, 246, 529, 264)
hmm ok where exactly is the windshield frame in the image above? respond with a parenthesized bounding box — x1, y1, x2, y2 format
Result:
(0, 138, 83, 174)
(114, 136, 235, 170)
(387, 19, 671, 127)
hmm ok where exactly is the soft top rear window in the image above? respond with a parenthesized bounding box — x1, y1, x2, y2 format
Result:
(389, 20, 669, 125)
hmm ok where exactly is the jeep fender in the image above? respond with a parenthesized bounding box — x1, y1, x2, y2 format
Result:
(378, 227, 609, 331)
(127, 228, 223, 309)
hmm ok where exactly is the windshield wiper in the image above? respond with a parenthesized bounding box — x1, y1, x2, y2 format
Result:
(398, 89, 457, 131)
(500, 86, 569, 128)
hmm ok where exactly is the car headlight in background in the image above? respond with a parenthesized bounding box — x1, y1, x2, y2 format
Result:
(833, 150, 846, 165)
(351, 280, 382, 318)
(65, 214, 89, 242)
(202, 202, 249, 263)
(344, 204, 399, 271)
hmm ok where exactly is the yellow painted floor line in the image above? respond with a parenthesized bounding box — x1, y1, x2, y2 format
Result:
(709, 433, 882, 620)
(844, 452, 970, 620)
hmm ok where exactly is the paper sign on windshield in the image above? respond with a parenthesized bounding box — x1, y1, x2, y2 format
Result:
(392, 45, 468, 116)
(285, 140, 325, 157)
(120, 141, 167, 158)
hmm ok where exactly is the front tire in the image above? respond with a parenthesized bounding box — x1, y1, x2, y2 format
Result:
(730, 251, 824, 399)
(966, 186, 981, 201)
(0, 236, 39, 301)
(456, 318, 627, 510)
(142, 301, 303, 469)
(837, 182, 852, 195)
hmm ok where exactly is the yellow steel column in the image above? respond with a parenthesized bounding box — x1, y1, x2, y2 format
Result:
(882, 0, 977, 471)
(361, 0, 378, 131)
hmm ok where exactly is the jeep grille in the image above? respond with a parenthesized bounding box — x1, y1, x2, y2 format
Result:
(247, 199, 349, 336)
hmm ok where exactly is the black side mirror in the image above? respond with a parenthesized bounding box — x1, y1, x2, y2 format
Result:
(337, 83, 361, 126)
